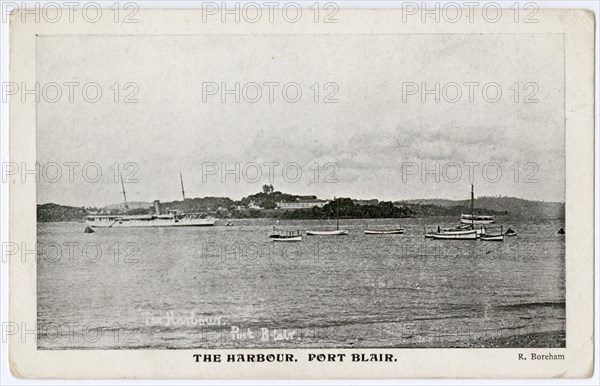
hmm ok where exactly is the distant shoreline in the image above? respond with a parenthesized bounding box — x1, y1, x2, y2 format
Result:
(36, 215, 566, 225)
(36, 195, 564, 223)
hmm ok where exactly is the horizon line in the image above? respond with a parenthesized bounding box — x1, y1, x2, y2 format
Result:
(37, 194, 567, 209)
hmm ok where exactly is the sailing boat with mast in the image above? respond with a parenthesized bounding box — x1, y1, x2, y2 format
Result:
(179, 171, 186, 201)
(85, 173, 217, 228)
(427, 184, 483, 240)
(120, 173, 129, 211)
(460, 185, 495, 225)
(306, 197, 349, 236)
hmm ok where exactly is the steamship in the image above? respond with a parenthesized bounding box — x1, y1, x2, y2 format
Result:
(85, 173, 217, 228)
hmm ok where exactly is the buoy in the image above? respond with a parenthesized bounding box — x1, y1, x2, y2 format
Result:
(84, 226, 95, 234)
(557, 228, 565, 235)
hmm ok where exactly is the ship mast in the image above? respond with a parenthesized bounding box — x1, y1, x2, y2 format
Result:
(120, 173, 129, 211)
(335, 196, 339, 230)
(180, 172, 186, 201)
(470, 183, 474, 228)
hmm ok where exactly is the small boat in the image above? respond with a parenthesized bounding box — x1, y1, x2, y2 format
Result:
(271, 235, 302, 242)
(430, 231, 478, 240)
(423, 226, 435, 238)
(460, 185, 495, 225)
(480, 233, 504, 241)
(428, 185, 494, 241)
(440, 227, 484, 236)
(306, 197, 348, 236)
(557, 228, 565, 235)
(270, 228, 302, 241)
(424, 225, 484, 238)
(504, 228, 517, 237)
(84, 226, 95, 234)
(307, 230, 349, 236)
(364, 227, 404, 235)
(480, 225, 505, 241)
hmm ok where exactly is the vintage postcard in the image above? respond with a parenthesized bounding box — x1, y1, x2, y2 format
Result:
(5, 3, 596, 379)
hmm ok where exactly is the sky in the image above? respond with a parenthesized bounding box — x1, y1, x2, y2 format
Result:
(36, 33, 565, 207)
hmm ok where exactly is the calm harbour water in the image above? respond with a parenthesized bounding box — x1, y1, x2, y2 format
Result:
(37, 217, 565, 349)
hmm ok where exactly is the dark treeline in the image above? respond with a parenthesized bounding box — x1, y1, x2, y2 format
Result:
(37, 203, 89, 222)
(277, 198, 415, 219)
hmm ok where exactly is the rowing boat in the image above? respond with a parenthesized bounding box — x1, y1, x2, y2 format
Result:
(364, 228, 404, 235)
(271, 235, 302, 242)
(480, 234, 504, 241)
(307, 230, 349, 236)
(430, 231, 478, 240)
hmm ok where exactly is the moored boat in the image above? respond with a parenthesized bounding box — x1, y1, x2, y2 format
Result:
(460, 185, 495, 225)
(430, 231, 478, 240)
(307, 230, 349, 236)
(480, 233, 505, 241)
(306, 196, 348, 236)
(270, 228, 302, 241)
(460, 214, 495, 225)
(426, 185, 491, 240)
(440, 227, 485, 236)
(480, 225, 505, 241)
(86, 210, 217, 228)
(424, 224, 484, 238)
(271, 235, 303, 242)
(364, 228, 404, 235)
(86, 173, 216, 229)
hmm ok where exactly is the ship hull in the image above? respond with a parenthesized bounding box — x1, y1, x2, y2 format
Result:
(480, 234, 504, 241)
(460, 219, 495, 225)
(306, 230, 349, 236)
(272, 236, 302, 242)
(442, 228, 486, 235)
(430, 232, 478, 240)
(364, 229, 404, 235)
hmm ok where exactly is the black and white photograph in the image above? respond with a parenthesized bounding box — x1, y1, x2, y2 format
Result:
(34, 31, 569, 350)
(3, 2, 597, 381)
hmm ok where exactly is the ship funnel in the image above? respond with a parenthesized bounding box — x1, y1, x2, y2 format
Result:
(154, 200, 161, 215)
